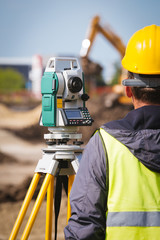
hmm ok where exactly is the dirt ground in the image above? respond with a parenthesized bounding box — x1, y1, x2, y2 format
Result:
(0, 94, 132, 240)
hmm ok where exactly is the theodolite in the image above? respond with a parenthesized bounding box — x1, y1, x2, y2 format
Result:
(9, 57, 93, 240)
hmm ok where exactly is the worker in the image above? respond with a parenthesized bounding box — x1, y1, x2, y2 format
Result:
(64, 25, 160, 239)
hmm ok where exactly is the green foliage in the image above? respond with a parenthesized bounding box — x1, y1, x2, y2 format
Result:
(0, 68, 25, 93)
(110, 61, 121, 86)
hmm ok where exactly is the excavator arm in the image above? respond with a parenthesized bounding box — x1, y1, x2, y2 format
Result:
(80, 16, 130, 104)
(80, 16, 125, 59)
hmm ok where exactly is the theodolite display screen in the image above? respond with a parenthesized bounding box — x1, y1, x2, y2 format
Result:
(62, 107, 93, 126)
(64, 109, 82, 119)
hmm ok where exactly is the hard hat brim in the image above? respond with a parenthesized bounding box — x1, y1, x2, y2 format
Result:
(122, 78, 160, 88)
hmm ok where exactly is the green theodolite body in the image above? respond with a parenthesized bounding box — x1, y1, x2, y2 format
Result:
(41, 72, 58, 126)
(40, 57, 93, 128)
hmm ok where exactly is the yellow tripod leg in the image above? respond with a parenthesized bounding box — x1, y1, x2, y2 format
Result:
(45, 175, 54, 240)
(67, 175, 75, 222)
(21, 173, 53, 240)
(9, 173, 41, 240)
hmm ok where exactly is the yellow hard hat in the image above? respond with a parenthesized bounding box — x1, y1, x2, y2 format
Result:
(122, 25, 160, 74)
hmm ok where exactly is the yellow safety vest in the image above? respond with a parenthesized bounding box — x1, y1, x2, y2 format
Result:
(99, 128, 160, 240)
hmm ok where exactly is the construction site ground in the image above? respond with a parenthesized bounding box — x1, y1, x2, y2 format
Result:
(0, 94, 132, 240)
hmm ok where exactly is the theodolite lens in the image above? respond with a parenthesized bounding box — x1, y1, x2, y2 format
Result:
(68, 77, 83, 93)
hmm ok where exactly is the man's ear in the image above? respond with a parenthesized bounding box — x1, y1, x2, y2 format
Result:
(125, 86, 133, 98)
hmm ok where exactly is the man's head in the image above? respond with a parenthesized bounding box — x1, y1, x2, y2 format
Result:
(125, 72, 160, 107)
(121, 25, 160, 108)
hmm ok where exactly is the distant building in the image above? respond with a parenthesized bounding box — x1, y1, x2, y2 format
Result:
(29, 55, 43, 98)
(0, 55, 44, 98)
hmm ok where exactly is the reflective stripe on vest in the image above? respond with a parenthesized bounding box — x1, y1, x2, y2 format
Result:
(107, 211, 160, 227)
(99, 128, 160, 240)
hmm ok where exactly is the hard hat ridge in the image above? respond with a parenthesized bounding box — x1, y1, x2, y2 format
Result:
(122, 25, 160, 75)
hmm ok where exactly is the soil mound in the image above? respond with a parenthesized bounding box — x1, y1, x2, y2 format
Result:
(0, 103, 41, 130)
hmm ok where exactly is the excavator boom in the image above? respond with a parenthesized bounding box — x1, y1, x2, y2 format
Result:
(80, 16, 125, 59)
(80, 16, 130, 104)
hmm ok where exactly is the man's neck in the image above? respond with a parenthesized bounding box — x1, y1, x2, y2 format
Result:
(133, 99, 160, 109)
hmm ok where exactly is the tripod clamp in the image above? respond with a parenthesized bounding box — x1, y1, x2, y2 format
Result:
(34, 145, 81, 176)
(35, 127, 83, 176)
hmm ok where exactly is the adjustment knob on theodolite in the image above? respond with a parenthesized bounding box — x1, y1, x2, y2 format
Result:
(81, 93, 90, 101)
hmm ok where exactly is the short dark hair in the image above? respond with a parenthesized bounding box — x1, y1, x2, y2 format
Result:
(128, 71, 160, 104)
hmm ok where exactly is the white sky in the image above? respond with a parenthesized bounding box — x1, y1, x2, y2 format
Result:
(0, 0, 160, 80)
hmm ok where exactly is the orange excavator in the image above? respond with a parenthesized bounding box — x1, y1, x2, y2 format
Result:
(80, 16, 130, 103)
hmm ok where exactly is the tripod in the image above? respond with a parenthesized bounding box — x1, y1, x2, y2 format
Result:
(9, 127, 83, 240)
